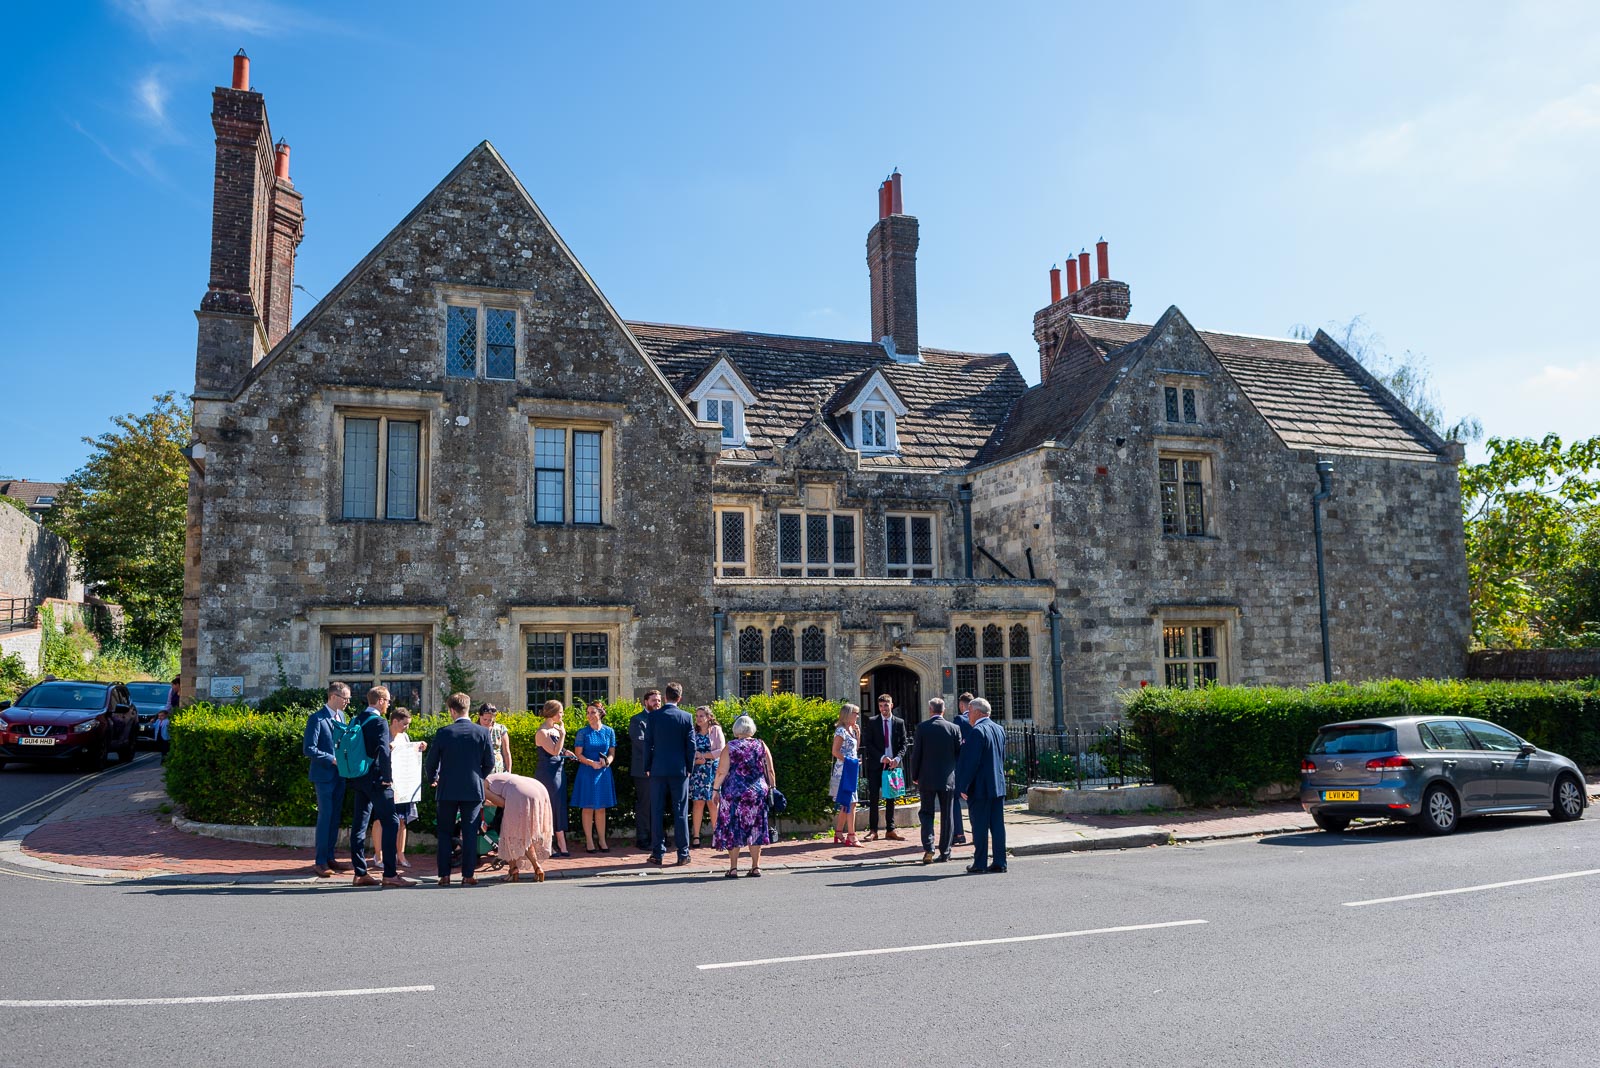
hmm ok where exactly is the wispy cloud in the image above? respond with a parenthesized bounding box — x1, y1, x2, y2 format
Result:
(1521, 362, 1594, 390)
(112, 0, 274, 35)
(134, 69, 169, 127)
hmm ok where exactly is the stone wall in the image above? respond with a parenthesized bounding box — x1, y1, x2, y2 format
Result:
(0, 504, 77, 606)
(190, 145, 721, 708)
(1037, 313, 1469, 723)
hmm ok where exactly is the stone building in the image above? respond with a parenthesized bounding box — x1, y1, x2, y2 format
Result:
(182, 57, 1469, 723)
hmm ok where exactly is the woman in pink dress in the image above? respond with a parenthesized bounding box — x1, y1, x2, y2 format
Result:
(483, 771, 553, 883)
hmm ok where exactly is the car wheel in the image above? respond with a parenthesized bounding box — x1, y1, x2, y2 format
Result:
(80, 745, 107, 772)
(1312, 812, 1350, 833)
(1550, 774, 1585, 822)
(119, 743, 136, 763)
(1418, 784, 1459, 835)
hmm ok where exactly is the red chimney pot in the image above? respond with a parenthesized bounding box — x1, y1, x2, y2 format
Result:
(1049, 265, 1062, 304)
(232, 49, 250, 91)
(1097, 239, 1110, 281)
(1077, 250, 1091, 290)
(878, 180, 890, 220)
(889, 171, 903, 215)
(1065, 257, 1079, 294)
(274, 140, 291, 181)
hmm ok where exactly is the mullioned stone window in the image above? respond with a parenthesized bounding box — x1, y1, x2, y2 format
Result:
(953, 622, 1033, 721)
(777, 511, 858, 577)
(525, 628, 613, 708)
(339, 411, 424, 521)
(445, 302, 517, 380)
(1159, 454, 1209, 537)
(735, 623, 827, 698)
(329, 630, 428, 712)
(885, 513, 936, 578)
(530, 423, 607, 526)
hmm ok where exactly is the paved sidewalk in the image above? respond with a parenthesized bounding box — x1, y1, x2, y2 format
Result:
(5, 762, 1335, 886)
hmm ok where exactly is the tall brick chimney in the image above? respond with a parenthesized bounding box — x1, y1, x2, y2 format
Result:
(195, 50, 303, 397)
(1033, 237, 1132, 383)
(866, 171, 920, 362)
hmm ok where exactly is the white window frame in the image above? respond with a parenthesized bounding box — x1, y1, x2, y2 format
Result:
(444, 299, 520, 381)
(685, 358, 756, 448)
(838, 371, 907, 455)
(885, 512, 937, 579)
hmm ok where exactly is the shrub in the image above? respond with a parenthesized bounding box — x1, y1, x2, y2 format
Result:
(1125, 678, 1600, 804)
(257, 686, 328, 714)
(0, 653, 35, 703)
(165, 694, 848, 833)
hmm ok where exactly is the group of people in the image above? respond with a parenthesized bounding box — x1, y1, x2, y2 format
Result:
(301, 680, 785, 886)
(829, 691, 1009, 873)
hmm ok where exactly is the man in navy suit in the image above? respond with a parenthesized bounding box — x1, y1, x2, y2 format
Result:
(302, 681, 351, 878)
(911, 697, 963, 864)
(425, 691, 496, 887)
(955, 696, 1008, 874)
(643, 682, 696, 866)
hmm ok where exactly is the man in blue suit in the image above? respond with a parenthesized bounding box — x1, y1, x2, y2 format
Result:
(643, 682, 696, 866)
(955, 696, 1008, 874)
(302, 681, 351, 878)
(425, 691, 496, 886)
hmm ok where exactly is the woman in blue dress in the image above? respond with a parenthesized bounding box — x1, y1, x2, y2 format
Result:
(533, 700, 572, 858)
(570, 700, 617, 852)
(688, 705, 725, 849)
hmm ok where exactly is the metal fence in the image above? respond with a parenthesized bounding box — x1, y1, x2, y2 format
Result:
(1002, 724, 1152, 792)
(1, 598, 36, 633)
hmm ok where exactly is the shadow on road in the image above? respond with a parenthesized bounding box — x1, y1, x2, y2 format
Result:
(1257, 813, 1560, 847)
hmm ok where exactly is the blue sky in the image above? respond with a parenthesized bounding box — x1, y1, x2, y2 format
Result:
(2, 0, 1596, 480)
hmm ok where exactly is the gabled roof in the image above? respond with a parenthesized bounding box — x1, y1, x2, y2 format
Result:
(981, 311, 1445, 464)
(627, 322, 1025, 469)
(0, 480, 64, 508)
(832, 368, 909, 416)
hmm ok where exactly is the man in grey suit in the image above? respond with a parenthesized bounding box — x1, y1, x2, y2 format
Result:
(911, 697, 963, 864)
(955, 696, 1009, 874)
(425, 692, 496, 886)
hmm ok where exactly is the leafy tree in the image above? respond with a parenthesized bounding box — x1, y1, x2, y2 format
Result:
(1460, 434, 1600, 648)
(1292, 316, 1482, 442)
(1, 495, 28, 515)
(46, 393, 190, 649)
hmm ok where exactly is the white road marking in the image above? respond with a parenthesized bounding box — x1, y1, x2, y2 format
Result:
(1344, 868, 1600, 908)
(0, 985, 435, 1008)
(697, 919, 1208, 971)
(0, 754, 155, 826)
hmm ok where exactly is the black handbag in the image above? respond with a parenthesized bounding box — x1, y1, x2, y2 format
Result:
(766, 787, 788, 814)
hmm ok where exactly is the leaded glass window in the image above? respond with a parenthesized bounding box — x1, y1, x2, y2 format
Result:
(526, 632, 565, 672)
(1160, 454, 1207, 538)
(446, 305, 477, 378)
(801, 667, 827, 699)
(1010, 664, 1032, 719)
(573, 430, 602, 525)
(1010, 624, 1030, 658)
(332, 635, 372, 675)
(1164, 386, 1180, 423)
(1162, 624, 1221, 688)
(717, 509, 748, 577)
(955, 625, 977, 659)
(738, 626, 764, 664)
(770, 626, 795, 663)
(380, 633, 424, 675)
(485, 308, 516, 379)
(342, 418, 379, 519)
(385, 420, 419, 520)
(1182, 388, 1198, 423)
(770, 668, 795, 695)
(342, 414, 421, 521)
(801, 625, 826, 663)
(524, 629, 618, 708)
(983, 624, 1004, 659)
(778, 513, 803, 577)
(572, 632, 609, 671)
(331, 630, 429, 713)
(738, 669, 764, 699)
(955, 620, 1034, 721)
(779, 511, 860, 578)
(534, 428, 566, 524)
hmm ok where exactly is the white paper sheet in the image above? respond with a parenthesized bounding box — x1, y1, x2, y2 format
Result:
(391, 740, 423, 805)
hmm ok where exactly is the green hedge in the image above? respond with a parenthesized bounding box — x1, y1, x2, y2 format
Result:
(1125, 678, 1600, 804)
(166, 693, 845, 833)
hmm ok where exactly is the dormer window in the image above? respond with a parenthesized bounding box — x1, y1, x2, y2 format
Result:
(686, 356, 757, 449)
(836, 369, 908, 455)
(858, 407, 892, 451)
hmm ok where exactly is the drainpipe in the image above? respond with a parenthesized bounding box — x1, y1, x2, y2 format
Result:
(1311, 460, 1334, 684)
(958, 484, 973, 579)
(1046, 602, 1065, 730)
(712, 606, 726, 699)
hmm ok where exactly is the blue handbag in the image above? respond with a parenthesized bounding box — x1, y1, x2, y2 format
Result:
(835, 756, 861, 805)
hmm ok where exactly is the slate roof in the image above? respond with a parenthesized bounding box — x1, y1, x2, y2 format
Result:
(0, 480, 65, 511)
(980, 314, 1442, 465)
(626, 322, 1026, 469)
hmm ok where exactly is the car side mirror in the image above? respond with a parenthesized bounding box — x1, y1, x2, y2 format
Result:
(1519, 741, 1537, 755)
(0, 700, 10, 712)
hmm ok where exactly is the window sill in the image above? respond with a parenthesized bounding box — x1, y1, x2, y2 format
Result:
(334, 517, 429, 525)
(532, 521, 615, 531)
(1160, 533, 1219, 542)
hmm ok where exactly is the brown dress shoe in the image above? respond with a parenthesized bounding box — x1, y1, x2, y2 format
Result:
(382, 875, 419, 888)
(921, 851, 935, 865)
(460, 876, 478, 887)
(865, 832, 879, 842)
(327, 861, 350, 874)
(312, 866, 333, 878)
(886, 831, 905, 841)
(351, 874, 381, 887)
(437, 875, 452, 887)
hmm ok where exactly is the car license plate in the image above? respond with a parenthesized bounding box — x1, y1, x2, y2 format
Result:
(19, 737, 56, 747)
(1323, 789, 1359, 801)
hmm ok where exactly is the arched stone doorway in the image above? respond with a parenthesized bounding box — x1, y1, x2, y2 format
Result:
(859, 663, 923, 726)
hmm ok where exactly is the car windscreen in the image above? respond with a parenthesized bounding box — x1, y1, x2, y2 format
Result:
(15, 682, 108, 710)
(126, 684, 171, 707)
(1311, 725, 1398, 754)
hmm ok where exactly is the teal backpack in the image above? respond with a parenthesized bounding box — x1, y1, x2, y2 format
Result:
(335, 710, 379, 779)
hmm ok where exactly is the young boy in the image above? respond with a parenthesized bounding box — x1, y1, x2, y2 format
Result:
(367, 707, 426, 868)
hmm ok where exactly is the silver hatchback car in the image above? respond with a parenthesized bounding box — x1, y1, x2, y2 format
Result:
(1300, 715, 1587, 835)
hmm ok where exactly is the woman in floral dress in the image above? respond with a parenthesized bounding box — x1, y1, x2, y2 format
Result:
(688, 706, 726, 848)
(712, 715, 777, 877)
(830, 703, 862, 847)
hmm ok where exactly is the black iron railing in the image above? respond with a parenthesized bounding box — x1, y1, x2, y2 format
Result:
(1, 598, 36, 633)
(1002, 724, 1152, 792)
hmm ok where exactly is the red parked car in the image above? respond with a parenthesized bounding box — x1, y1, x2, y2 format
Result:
(0, 680, 140, 770)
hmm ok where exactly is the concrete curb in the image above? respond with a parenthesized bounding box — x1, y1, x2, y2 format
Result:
(1009, 827, 1172, 854)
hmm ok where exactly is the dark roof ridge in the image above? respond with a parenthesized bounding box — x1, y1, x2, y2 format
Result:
(624, 319, 1005, 360)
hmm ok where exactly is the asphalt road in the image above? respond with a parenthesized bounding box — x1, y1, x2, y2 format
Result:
(0, 752, 155, 837)
(2, 809, 1597, 1067)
